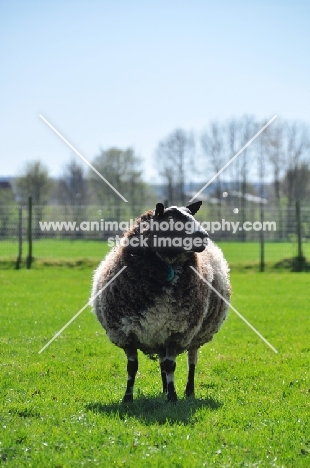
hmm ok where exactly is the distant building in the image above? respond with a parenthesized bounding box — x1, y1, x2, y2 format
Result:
(0, 180, 12, 190)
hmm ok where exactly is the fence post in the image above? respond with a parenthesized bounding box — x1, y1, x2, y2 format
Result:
(26, 197, 33, 269)
(260, 201, 265, 272)
(15, 206, 23, 270)
(295, 200, 304, 271)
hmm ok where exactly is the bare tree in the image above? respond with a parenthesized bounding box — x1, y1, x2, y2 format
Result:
(256, 119, 272, 269)
(226, 116, 255, 193)
(55, 159, 88, 237)
(156, 129, 195, 205)
(266, 120, 285, 238)
(58, 159, 88, 206)
(239, 115, 256, 240)
(282, 121, 310, 206)
(256, 118, 281, 200)
(201, 121, 226, 218)
(268, 121, 284, 200)
(227, 117, 239, 191)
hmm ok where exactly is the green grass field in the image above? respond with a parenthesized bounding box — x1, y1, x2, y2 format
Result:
(1, 239, 310, 270)
(0, 239, 111, 260)
(1, 268, 309, 467)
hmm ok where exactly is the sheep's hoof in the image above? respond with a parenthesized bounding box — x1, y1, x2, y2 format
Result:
(167, 392, 178, 403)
(122, 394, 133, 403)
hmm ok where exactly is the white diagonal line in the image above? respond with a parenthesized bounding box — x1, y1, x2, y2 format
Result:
(190, 266, 278, 354)
(189, 115, 277, 202)
(38, 266, 127, 354)
(39, 114, 128, 202)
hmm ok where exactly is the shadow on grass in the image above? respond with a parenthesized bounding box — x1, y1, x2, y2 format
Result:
(274, 256, 310, 272)
(85, 394, 222, 425)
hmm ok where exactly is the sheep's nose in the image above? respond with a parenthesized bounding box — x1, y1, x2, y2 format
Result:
(198, 230, 209, 239)
(195, 227, 209, 240)
(193, 230, 209, 252)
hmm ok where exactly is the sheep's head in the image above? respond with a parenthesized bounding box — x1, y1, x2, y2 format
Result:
(141, 201, 209, 255)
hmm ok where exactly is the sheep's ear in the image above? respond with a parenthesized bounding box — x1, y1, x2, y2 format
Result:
(154, 203, 165, 217)
(186, 201, 202, 215)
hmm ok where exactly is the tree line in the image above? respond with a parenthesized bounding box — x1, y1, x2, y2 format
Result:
(157, 116, 310, 208)
(1, 115, 310, 212)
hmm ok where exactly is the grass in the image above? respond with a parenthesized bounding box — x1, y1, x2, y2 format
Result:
(0, 239, 111, 259)
(0, 269, 309, 467)
(1, 239, 310, 271)
(218, 241, 310, 263)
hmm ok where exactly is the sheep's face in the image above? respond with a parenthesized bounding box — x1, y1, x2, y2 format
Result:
(144, 201, 209, 254)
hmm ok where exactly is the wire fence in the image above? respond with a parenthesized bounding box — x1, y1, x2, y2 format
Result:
(0, 200, 309, 270)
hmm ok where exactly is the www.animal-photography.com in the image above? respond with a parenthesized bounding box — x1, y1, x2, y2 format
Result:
(1, 1, 309, 467)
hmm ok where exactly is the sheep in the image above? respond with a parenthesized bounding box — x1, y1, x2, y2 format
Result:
(92, 201, 231, 402)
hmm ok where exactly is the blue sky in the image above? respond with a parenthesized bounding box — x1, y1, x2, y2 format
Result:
(0, 0, 309, 182)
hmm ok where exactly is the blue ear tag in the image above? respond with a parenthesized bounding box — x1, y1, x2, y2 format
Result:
(166, 265, 175, 281)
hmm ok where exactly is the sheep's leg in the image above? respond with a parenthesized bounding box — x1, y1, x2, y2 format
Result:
(122, 345, 138, 403)
(161, 343, 177, 402)
(185, 348, 198, 397)
(159, 354, 167, 394)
